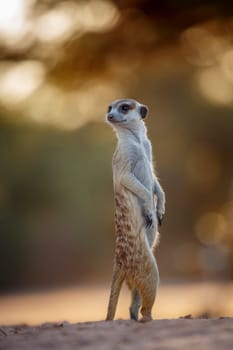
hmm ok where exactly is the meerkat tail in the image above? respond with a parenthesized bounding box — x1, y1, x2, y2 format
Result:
(106, 266, 125, 321)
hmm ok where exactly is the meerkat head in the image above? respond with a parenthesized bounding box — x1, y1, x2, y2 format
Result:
(105, 98, 149, 129)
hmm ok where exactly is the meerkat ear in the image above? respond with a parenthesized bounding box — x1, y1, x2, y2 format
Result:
(139, 105, 149, 119)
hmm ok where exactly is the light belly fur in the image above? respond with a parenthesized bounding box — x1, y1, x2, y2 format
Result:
(114, 186, 158, 288)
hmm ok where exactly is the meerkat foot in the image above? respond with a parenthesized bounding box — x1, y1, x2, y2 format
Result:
(139, 315, 152, 323)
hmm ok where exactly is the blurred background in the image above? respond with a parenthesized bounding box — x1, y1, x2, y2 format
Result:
(0, 0, 233, 325)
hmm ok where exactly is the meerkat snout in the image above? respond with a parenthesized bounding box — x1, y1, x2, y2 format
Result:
(107, 113, 114, 121)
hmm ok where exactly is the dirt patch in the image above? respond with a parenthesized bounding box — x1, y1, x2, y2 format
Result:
(0, 318, 232, 350)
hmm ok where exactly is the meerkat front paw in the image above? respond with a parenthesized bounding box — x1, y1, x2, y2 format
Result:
(144, 213, 153, 228)
(143, 206, 155, 228)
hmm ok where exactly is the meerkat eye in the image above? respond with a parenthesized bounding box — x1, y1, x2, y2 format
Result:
(107, 106, 112, 113)
(121, 104, 130, 112)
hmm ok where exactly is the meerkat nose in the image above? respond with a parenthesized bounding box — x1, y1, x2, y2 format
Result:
(108, 113, 114, 121)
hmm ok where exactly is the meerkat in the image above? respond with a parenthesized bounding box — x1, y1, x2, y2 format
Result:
(105, 98, 165, 322)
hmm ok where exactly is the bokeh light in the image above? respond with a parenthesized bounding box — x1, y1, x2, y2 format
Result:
(0, 61, 45, 104)
(195, 212, 227, 245)
(197, 66, 233, 106)
(35, 4, 79, 43)
(0, 0, 34, 47)
(221, 49, 233, 84)
(180, 26, 226, 67)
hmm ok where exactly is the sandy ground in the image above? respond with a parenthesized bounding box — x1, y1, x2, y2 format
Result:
(0, 318, 233, 350)
(1, 282, 233, 325)
(1, 283, 233, 349)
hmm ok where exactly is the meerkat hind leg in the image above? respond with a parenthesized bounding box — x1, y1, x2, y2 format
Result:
(139, 261, 159, 322)
(140, 285, 156, 322)
(106, 266, 125, 321)
(129, 288, 141, 321)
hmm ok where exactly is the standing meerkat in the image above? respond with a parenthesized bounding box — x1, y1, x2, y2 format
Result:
(105, 98, 165, 322)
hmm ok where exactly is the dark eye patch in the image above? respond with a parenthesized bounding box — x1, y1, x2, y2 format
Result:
(107, 106, 112, 113)
(120, 104, 131, 113)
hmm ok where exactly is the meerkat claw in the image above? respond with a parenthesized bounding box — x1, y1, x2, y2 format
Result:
(157, 213, 164, 226)
(145, 214, 153, 228)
